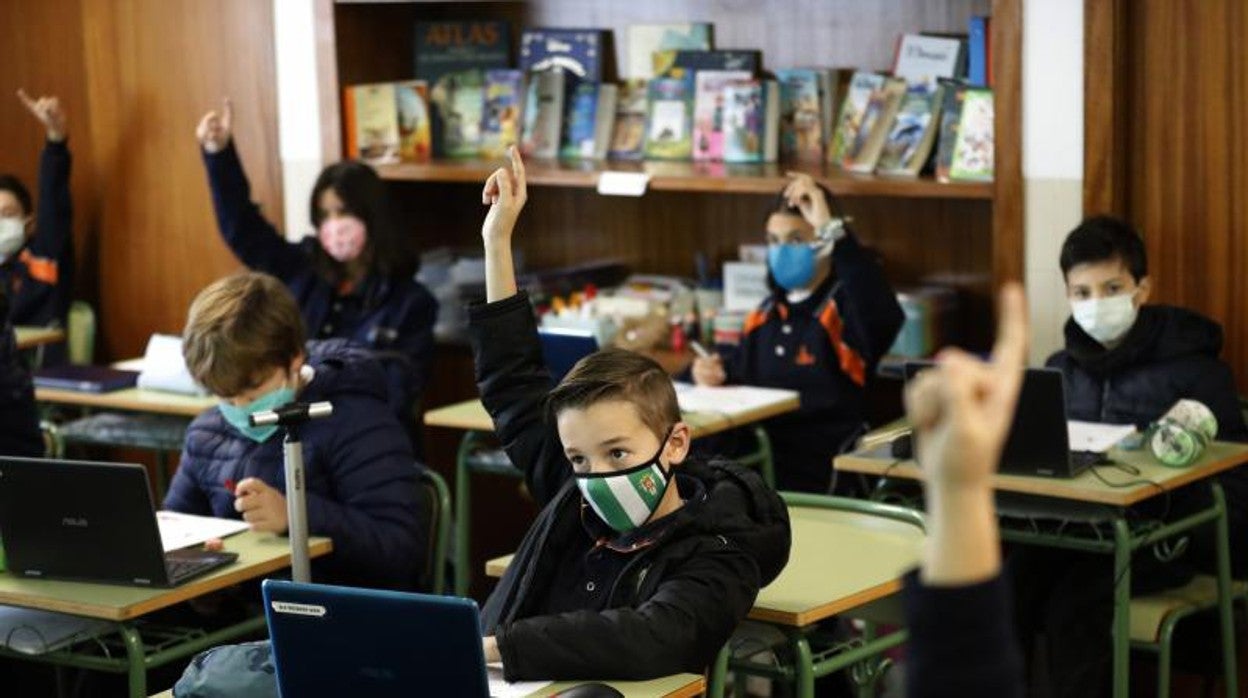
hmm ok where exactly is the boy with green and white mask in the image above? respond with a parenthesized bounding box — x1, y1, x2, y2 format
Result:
(471, 149, 791, 681)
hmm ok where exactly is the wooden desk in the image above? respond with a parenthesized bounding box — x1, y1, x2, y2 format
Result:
(35, 386, 215, 418)
(836, 441, 1248, 506)
(15, 325, 66, 350)
(150, 673, 705, 698)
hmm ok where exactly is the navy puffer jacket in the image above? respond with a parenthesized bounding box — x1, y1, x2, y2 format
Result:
(163, 339, 426, 590)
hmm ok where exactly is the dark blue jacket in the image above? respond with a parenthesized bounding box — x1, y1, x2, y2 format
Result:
(163, 340, 426, 590)
(0, 293, 43, 458)
(0, 140, 74, 329)
(201, 143, 436, 439)
(718, 233, 903, 492)
(471, 292, 791, 681)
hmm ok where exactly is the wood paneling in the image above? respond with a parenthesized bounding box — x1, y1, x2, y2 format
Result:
(991, 0, 1024, 285)
(1084, 0, 1248, 390)
(79, 0, 283, 359)
(1082, 0, 1128, 216)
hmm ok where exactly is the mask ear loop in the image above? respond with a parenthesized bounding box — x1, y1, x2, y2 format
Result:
(813, 187, 853, 257)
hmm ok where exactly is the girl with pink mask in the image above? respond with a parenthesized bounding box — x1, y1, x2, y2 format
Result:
(195, 99, 437, 452)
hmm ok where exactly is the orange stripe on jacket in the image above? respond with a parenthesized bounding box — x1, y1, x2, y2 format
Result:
(818, 299, 866, 386)
(19, 249, 58, 285)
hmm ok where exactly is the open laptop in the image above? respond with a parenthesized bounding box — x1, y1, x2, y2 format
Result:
(263, 579, 492, 697)
(538, 326, 599, 382)
(903, 363, 1097, 478)
(0, 457, 238, 587)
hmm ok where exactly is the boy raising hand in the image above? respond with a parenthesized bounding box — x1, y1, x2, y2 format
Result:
(471, 149, 791, 680)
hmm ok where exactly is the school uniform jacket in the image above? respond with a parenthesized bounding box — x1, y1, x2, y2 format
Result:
(719, 233, 903, 491)
(471, 292, 792, 681)
(0, 294, 43, 458)
(0, 140, 74, 329)
(163, 339, 426, 590)
(201, 143, 437, 437)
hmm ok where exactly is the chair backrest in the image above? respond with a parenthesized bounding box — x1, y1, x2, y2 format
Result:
(416, 466, 452, 595)
(67, 301, 96, 366)
(780, 491, 926, 532)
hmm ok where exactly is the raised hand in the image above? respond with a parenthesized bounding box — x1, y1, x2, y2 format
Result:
(781, 172, 832, 230)
(17, 89, 67, 142)
(692, 354, 726, 387)
(196, 98, 234, 154)
(481, 146, 528, 244)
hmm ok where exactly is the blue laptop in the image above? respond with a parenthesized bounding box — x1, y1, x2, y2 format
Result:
(538, 327, 599, 382)
(262, 580, 490, 697)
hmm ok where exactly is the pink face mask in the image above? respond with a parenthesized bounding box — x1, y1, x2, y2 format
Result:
(317, 216, 367, 263)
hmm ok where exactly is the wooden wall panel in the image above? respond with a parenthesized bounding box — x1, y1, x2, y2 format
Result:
(1086, 0, 1248, 390)
(79, 0, 284, 360)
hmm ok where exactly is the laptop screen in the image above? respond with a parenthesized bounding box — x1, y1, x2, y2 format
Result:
(538, 327, 599, 383)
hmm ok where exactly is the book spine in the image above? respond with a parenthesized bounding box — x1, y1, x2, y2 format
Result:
(968, 16, 988, 87)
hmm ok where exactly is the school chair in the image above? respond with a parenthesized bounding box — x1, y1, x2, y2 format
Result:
(736, 426, 776, 489)
(417, 466, 452, 595)
(454, 431, 522, 596)
(67, 300, 96, 365)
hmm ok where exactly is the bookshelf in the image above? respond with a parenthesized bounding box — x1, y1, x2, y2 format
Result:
(315, 0, 1023, 597)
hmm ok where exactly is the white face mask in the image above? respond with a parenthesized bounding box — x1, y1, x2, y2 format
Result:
(0, 217, 25, 264)
(1071, 292, 1139, 346)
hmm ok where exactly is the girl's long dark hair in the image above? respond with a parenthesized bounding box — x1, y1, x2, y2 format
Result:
(308, 161, 417, 284)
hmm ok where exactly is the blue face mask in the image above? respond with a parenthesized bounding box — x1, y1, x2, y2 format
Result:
(219, 386, 296, 443)
(768, 243, 817, 291)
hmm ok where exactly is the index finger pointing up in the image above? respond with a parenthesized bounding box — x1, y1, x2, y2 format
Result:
(509, 146, 527, 200)
(222, 98, 234, 131)
(16, 89, 36, 111)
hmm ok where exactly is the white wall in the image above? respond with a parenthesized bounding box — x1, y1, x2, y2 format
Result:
(273, 0, 326, 240)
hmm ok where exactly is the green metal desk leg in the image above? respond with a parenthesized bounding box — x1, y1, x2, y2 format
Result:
(454, 430, 484, 597)
(1112, 517, 1131, 698)
(855, 621, 878, 698)
(707, 644, 730, 698)
(1212, 483, 1238, 698)
(121, 623, 146, 698)
(750, 426, 775, 489)
(791, 630, 815, 698)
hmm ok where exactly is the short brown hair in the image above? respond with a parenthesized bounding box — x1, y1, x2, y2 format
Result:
(182, 272, 306, 397)
(545, 348, 680, 440)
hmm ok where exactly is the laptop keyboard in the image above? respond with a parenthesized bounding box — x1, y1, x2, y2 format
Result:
(164, 550, 238, 584)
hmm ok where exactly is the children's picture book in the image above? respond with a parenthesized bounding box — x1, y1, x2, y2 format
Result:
(560, 82, 618, 159)
(520, 29, 606, 81)
(608, 79, 649, 160)
(949, 88, 994, 181)
(842, 77, 906, 173)
(828, 71, 885, 167)
(343, 82, 400, 165)
(431, 71, 484, 158)
(520, 69, 565, 159)
(876, 82, 944, 177)
(892, 33, 964, 87)
(776, 68, 824, 163)
(967, 16, 990, 87)
(722, 80, 765, 163)
(413, 21, 510, 157)
(481, 70, 524, 158)
(644, 77, 694, 161)
(395, 81, 432, 162)
(626, 23, 712, 80)
(692, 70, 751, 162)
(934, 80, 967, 182)
(654, 50, 761, 80)
(817, 69, 846, 160)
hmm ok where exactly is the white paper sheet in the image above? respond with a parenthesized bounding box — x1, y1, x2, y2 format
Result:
(136, 334, 209, 395)
(673, 382, 799, 417)
(487, 665, 553, 697)
(1067, 421, 1137, 453)
(156, 511, 250, 552)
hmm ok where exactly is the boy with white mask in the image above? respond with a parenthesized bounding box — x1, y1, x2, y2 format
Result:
(1010, 215, 1248, 697)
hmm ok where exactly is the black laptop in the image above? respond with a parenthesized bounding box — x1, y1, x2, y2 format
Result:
(903, 363, 1097, 478)
(0, 458, 238, 587)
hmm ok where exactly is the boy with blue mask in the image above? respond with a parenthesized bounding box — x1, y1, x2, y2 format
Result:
(1010, 215, 1248, 697)
(163, 272, 427, 590)
(472, 150, 791, 680)
(692, 173, 903, 493)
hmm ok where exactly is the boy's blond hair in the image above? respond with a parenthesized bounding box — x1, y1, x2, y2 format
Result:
(545, 348, 681, 440)
(182, 272, 305, 397)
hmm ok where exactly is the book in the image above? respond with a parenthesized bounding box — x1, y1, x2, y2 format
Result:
(692, 70, 751, 162)
(776, 68, 824, 163)
(828, 71, 885, 166)
(519, 29, 606, 81)
(413, 21, 510, 157)
(842, 77, 906, 173)
(432, 71, 485, 158)
(644, 77, 694, 161)
(968, 16, 990, 87)
(34, 366, 139, 393)
(722, 80, 766, 164)
(626, 23, 712, 80)
(343, 82, 401, 165)
(934, 81, 967, 182)
(520, 69, 565, 159)
(560, 82, 618, 159)
(481, 69, 524, 158)
(892, 33, 964, 87)
(608, 79, 649, 160)
(876, 82, 944, 177)
(395, 81, 432, 162)
(817, 69, 846, 162)
(654, 50, 761, 79)
(762, 79, 781, 163)
(949, 88, 994, 181)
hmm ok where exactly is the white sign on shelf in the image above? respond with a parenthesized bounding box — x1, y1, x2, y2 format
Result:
(596, 171, 651, 197)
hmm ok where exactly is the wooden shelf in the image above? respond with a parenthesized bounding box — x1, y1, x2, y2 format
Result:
(375, 158, 994, 200)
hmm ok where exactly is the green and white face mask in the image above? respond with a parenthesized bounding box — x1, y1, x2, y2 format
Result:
(575, 431, 673, 533)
